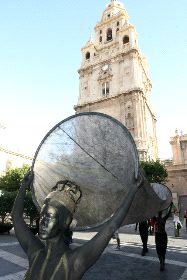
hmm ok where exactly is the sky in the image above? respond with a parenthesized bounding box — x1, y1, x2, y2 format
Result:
(0, 0, 186, 159)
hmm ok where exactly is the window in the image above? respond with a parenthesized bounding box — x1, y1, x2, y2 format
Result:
(85, 52, 90, 60)
(100, 30, 102, 34)
(99, 36, 102, 43)
(102, 82, 109, 96)
(107, 14, 110, 18)
(107, 28, 112, 41)
(117, 21, 119, 26)
(123, 35, 129, 44)
(116, 28, 119, 33)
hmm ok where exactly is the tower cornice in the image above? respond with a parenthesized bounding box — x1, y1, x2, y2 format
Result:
(74, 87, 144, 110)
(78, 47, 139, 74)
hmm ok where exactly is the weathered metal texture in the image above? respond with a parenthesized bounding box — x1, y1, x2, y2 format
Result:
(32, 112, 171, 230)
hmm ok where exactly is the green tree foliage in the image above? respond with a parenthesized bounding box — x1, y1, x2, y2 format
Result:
(0, 165, 39, 227)
(141, 160, 168, 184)
(0, 191, 17, 224)
(0, 164, 29, 192)
(24, 191, 39, 226)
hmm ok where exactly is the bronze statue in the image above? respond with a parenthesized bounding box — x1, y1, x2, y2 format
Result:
(12, 112, 172, 279)
(12, 170, 140, 280)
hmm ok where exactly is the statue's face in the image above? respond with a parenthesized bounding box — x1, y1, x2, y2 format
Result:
(39, 204, 59, 240)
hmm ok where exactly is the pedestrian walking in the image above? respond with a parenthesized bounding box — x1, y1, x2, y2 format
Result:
(148, 218, 156, 235)
(173, 213, 182, 237)
(135, 221, 149, 256)
(154, 202, 173, 271)
(184, 210, 187, 232)
(112, 229, 121, 250)
(64, 229, 73, 247)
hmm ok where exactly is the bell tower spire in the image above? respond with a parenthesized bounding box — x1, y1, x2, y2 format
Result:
(74, 1, 158, 161)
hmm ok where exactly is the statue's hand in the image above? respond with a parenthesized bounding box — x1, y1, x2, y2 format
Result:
(21, 169, 34, 189)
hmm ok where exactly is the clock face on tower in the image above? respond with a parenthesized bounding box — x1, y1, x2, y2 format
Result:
(101, 64, 109, 71)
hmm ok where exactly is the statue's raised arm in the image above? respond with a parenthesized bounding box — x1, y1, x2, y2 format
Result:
(74, 174, 142, 273)
(12, 170, 44, 260)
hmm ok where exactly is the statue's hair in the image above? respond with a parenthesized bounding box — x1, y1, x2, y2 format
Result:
(44, 180, 82, 216)
(51, 180, 82, 205)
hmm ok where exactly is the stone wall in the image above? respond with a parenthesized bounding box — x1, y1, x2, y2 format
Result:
(165, 164, 187, 215)
(166, 165, 187, 196)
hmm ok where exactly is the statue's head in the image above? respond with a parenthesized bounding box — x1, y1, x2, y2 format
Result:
(39, 180, 82, 240)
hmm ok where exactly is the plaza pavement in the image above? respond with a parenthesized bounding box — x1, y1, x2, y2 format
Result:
(0, 218, 186, 280)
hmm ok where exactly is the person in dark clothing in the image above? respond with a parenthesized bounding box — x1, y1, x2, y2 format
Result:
(148, 218, 156, 235)
(154, 202, 173, 271)
(112, 230, 121, 250)
(184, 210, 187, 232)
(64, 229, 73, 247)
(135, 221, 149, 256)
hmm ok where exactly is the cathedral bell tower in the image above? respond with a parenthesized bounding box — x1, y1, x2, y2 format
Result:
(74, 0, 158, 161)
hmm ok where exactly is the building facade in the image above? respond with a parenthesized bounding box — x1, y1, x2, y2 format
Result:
(74, 0, 158, 161)
(165, 130, 187, 215)
(0, 146, 32, 176)
(170, 130, 187, 165)
(0, 123, 32, 175)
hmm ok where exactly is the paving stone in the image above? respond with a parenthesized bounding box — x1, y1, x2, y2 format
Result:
(0, 219, 186, 280)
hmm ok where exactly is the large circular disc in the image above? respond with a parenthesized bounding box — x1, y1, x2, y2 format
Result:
(31, 112, 139, 229)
